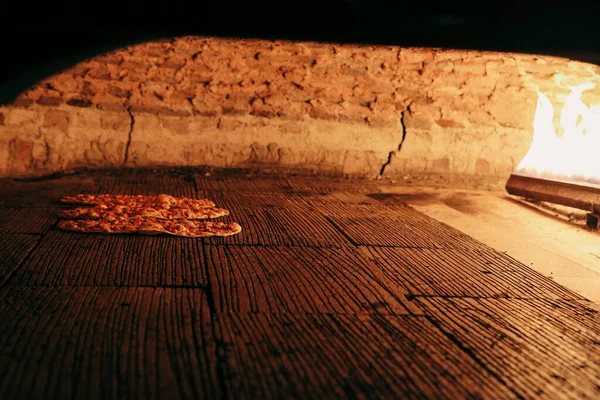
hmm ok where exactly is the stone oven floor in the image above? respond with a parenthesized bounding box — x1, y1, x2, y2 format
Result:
(0, 169, 599, 399)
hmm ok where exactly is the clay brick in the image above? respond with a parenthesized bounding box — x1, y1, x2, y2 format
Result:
(225, 86, 252, 102)
(432, 158, 450, 170)
(307, 100, 341, 121)
(283, 67, 311, 84)
(400, 48, 435, 63)
(93, 53, 124, 65)
(315, 87, 343, 103)
(158, 56, 187, 69)
(192, 109, 218, 118)
(340, 64, 368, 77)
(211, 71, 244, 86)
(436, 119, 465, 128)
(422, 61, 454, 77)
(339, 114, 369, 125)
(66, 98, 93, 108)
(369, 102, 400, 127)
(43, 110, 70, 130)
(263, 93, 288, 108)
(248, 142, 269, 162)
(222, 99, 250, 116)
(228, 55, 249, 72)
(311, 64, 330, 76)
(275, 42, 307, 53)
(308, 77, 335, 90)
(188, 70, 213, 84)
(144, 67, 178, 84)
(408, 96, 438, 112)
(79, 80, 99, 97)
(218, 118, 243, 130)
(170, 90, 195, 101)
(368, 79, 396, 95)
(11, 139, 33, 170)
(352, 84, 377, 106)
(190, 90, 221, 113)
(36, 96, 62, 106)
(517, 62, 563, 76)
(145, 43, 171, 58)
(249, 98, 277, 118)
(128, 105, 161, 115)
(485, 60, 520, 77)
(466, 109, 495, 126)
(21, 85, 44, 101)
(487, 87, 536, 129)
(94, 92, 127, 109)
(247, 84, 271, 98)
(0, 112, 4, 126)
(192, 92, 222, 116)
(293, 55, 314, 65)
(404, 115, 434, 130)
(11, 98, 34, 108)
(250, 108, 277, 119)
(3, 109, 40, 126)
(275, 101, 307, 119)
(429, 73, 465, 89)
(367, 115, 399, 129)
(363, 47, 398, 62)
(120, 68, 151, 82)
(108, 86, 131, 98)
(139, 81, 172, 98)
(64, 64, 91, 77)
(277, 146, 295, 164)
(463, 75, 497, 93)
(121, 59, 152, 71)
(452, 61, 486, 75)
(87, 63, 113, 80)
(97, 103, 128, 112)
(189, 116, 219, 130)
(257, 52, 293, 65)
(31, 142, 48, 163)
(163, 97, 194, 115)
(475, 158, 490, 174)
(161, 117, 190, 133)
(48, 75, 80, 93)
(194, 54, 226, 72)
(100, 113, 131, 131)
(280, 121, 303, 134)
(157, 107, 192, 117)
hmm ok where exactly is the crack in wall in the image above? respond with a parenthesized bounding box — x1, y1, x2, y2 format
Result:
(123, 107, 135, 165)
(379, 109, 407, 176)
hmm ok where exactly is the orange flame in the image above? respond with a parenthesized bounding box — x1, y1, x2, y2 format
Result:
(515, 83, 600, 185)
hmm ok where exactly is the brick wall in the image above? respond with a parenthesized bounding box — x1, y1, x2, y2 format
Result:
(1, 36, 599, 186)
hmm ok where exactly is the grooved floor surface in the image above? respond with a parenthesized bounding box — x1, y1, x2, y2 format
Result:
(0, 170, 599, 399)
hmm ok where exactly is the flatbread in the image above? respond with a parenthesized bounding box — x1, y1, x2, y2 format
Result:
(58, 204, 229, 220)
(58, 193, 241, 238)
(60, 193, 216, 209)
(58, 216, 242, 237)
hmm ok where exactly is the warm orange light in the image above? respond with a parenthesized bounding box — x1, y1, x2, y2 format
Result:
(515, 83, 600, 185)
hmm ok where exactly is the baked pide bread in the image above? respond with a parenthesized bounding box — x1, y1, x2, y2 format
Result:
(58, 217, 242, 237)
(57, 193, 241, 237)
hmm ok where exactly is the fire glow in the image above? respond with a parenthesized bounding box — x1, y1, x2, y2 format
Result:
(516, 83, 600, 185)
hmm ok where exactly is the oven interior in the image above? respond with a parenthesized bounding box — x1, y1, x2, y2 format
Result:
(0, 2, 599, 399)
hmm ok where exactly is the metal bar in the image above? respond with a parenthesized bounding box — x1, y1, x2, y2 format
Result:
(505, 174, 600, 213)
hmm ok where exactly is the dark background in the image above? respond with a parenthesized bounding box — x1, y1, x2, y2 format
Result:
(1, 0, 599, 104)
